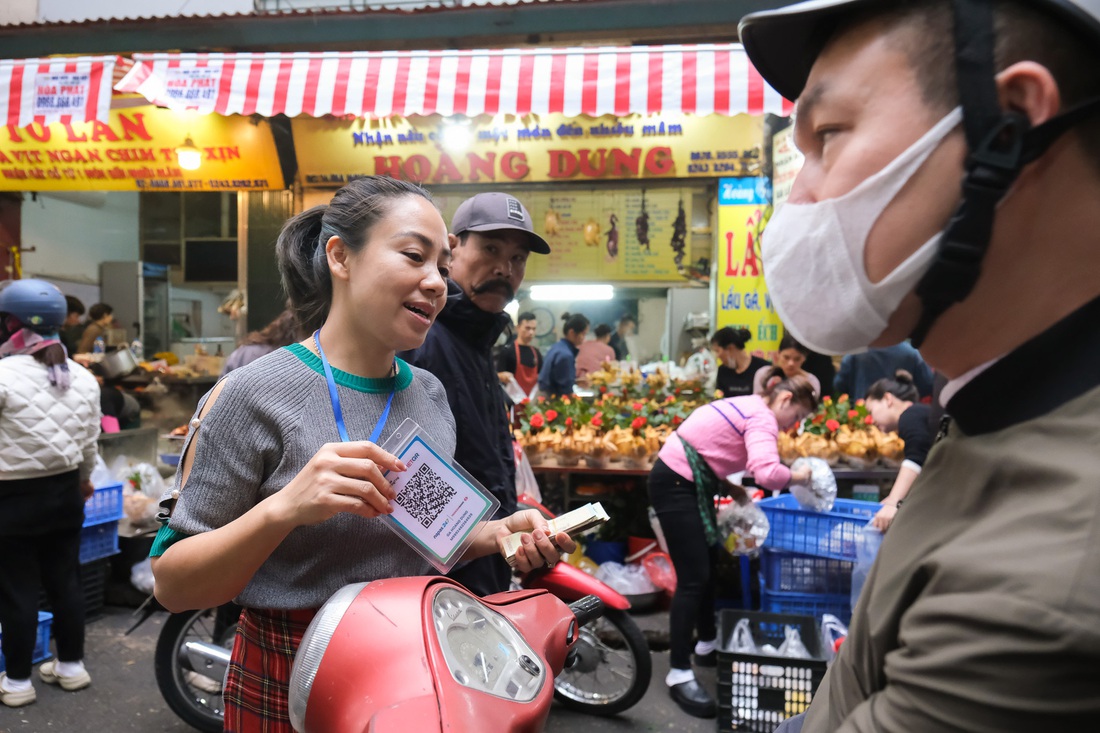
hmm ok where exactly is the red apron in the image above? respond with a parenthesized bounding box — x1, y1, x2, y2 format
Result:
(514, 342, 539, 396)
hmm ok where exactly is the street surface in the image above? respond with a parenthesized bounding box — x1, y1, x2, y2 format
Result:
(0, 605, 719, 733)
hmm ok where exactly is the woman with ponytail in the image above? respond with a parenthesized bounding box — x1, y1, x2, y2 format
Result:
(710, 326, 771, 398)
(648, 366, 818, 719)
(147, 176, 571, 732)
(0, 280, 101, 708)
(865, 370, 934, 532)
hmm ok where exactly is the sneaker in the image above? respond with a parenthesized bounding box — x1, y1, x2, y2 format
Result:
(38, 660, 91, 691)
(693, 649, 718, 667)
(0, 673, 37, 707)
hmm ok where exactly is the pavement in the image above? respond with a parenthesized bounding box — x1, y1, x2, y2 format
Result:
(0, 604, 721, 733)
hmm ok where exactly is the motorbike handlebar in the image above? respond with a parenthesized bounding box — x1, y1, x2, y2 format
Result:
(568, 595, 605, 627)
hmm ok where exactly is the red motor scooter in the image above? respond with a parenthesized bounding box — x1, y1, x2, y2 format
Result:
(287, 577, 603, 733)
(515, 494, 652, 716)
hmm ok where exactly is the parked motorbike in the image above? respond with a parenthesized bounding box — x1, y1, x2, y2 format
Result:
(141, 496, 651, 731)
(516, 493, 652, 716)
(289, 577, 603, 732)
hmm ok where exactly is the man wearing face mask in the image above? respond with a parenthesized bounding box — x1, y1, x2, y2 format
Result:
(739, 1, 1100, 731)
(401, 193, 551, 596)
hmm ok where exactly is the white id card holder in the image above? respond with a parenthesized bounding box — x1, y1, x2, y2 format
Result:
(378, 418, 501, 574)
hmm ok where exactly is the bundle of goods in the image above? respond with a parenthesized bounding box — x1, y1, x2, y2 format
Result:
(780, 394, 905, 469)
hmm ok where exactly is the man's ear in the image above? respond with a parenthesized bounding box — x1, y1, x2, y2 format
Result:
(996, 61, 1062, 128)
(326, 236, 350, 281)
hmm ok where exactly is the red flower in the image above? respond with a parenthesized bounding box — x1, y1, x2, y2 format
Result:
(632, 402, 644, 411)
(545, 410, 559, 422)
(672, 415, 684, 427)
(864, 415, 875, 425)
(838, 394, 850, 404)
(631, 416, 647, 430)
(590, 416, 603, 428)
(848, 409, 859, 419)
(530, 413, 545, 429)
(826, 419, 841, 432)
(538, 396, 546, 404)
(813, 414, 825, 425)
(666, 395, 676, 404)
(565, 417, 573, 427)
(599, 386, 608, 394)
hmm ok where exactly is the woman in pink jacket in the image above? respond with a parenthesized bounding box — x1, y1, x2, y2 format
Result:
(649, 367, 818, 719)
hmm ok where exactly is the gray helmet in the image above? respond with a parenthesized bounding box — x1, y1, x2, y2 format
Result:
(0, 278, 67, 333)
(740, 0, 1100, 346)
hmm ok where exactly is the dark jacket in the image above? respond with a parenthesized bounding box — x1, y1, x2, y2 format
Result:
(400, 281, 516, 519)
(539, 338, 579, 397)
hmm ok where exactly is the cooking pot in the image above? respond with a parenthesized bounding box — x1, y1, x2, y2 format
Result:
(100, 346, 138, 379)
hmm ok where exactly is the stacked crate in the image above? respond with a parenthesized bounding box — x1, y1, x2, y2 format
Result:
(756, 495, 881, 626)
(0, 612, 53, 673)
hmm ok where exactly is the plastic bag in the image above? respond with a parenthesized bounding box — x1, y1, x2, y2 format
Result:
(729, 618, 757, 653)
(776, 625, 812, 659)
(89, 454, 115, 488)
(130, 557, 154, 594)
(851, 522, 883, 610)
(717, 498, 770, 555)
(124, 462, 168, 500)
(513, 443, 542, 504)
(820, 614, 849, 662)
(790, 457, 838, 512)
(642, 552, 677, 593)
(595, 561, 658, 595)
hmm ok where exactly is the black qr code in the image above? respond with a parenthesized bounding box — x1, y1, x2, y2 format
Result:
(395, 463, 457, 528)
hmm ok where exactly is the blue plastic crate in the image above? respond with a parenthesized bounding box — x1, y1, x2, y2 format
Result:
(760, 584, 852, 626)
(0, 611, 53, 673)
(83, 482, 124, 527)
(759, 495, 880, 562)
(79, 521, 120, 564)
(761, 548, 853, 595)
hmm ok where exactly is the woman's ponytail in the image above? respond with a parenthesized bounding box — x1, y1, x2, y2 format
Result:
(276, 205, 331, 335)
(761, 366, 819, 411)
(866, 369, 920, 402)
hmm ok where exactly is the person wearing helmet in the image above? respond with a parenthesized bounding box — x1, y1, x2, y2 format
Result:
(738, 1, 1100, 731)
(0, 279, 102, 708)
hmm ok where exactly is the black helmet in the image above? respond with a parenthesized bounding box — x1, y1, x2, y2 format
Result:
(740, 0, 1100, 346)
(0, 278, 67, 334)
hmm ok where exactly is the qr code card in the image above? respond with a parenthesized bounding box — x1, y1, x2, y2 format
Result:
(380, 420, 500, 573)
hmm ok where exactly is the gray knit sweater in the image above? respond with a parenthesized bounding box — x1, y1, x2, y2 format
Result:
(166, 344, 456, 609)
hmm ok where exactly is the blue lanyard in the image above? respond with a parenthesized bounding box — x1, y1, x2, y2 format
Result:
(313, 330, 395, 444)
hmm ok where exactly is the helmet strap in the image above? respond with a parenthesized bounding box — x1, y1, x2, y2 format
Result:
(910, 0, 1100, 347)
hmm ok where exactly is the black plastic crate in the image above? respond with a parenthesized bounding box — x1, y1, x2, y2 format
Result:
(717, 610, 827, 732)
(38, 559, 110, 621)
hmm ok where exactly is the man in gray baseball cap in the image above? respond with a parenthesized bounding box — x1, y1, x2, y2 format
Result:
(401, 192, 550, 596)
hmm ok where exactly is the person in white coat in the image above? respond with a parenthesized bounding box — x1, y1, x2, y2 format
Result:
(0, 279, 101, 708)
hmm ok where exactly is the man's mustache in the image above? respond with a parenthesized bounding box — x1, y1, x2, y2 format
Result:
(473, 280, 515, 300)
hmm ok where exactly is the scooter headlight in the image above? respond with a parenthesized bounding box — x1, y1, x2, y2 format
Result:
(432, 587, 546, 702)
(288, 582, 367, 732)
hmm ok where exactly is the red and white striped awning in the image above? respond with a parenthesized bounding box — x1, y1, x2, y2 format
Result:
(115, 45, 792, 120)
(1, 56, 118, 127)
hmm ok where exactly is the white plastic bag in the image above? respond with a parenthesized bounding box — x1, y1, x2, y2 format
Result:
(130, 557, 155, 594)
(790, 457, 838, 512)
(717, 499, 770, 555)
(89, 454, 115, 488)
(513, 445, 542, 504)
(820, 614, 849, 662)
(595, 562, 658, 595)
(776, 625, 812, 659)
(851, 523, 883, 610)
(729, 618, 757, 653)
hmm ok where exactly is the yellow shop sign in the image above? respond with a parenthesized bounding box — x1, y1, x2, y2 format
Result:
(0, 107, 285, 192)
(292, 113, 763, 186)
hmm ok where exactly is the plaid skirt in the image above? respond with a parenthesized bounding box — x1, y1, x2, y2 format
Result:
(223, 607, 318, 733)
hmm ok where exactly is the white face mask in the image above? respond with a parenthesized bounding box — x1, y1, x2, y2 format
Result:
(762, 107, 964, 355)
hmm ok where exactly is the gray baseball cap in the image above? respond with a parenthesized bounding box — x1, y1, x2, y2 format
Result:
(451, 192, 551, 255)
